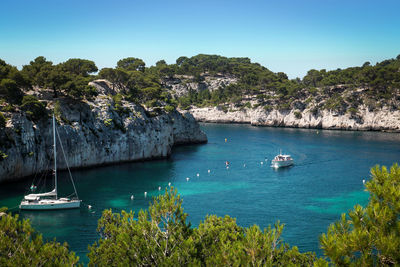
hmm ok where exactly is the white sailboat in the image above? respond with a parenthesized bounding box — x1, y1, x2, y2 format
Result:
(20, 114, 81, 210)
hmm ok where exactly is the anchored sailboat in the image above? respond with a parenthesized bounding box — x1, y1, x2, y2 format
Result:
(20, 114, 81, 210)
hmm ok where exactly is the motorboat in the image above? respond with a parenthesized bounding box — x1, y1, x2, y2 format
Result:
(271, 152, 293, 168)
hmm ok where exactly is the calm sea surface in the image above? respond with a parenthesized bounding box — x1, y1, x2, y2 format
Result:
(1, 123, 400, 262)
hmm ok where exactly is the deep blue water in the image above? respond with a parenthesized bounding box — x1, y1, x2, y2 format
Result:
(1, 123, 400, 263)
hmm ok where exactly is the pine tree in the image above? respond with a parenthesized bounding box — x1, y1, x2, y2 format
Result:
(320, 164, 400, 266)
(0, 208, 80, 266)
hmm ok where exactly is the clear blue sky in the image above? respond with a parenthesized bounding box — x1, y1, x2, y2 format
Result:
(1, 0, 399, 78)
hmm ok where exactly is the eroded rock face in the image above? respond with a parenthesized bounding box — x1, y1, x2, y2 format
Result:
(164, 75, 238, 97)
(0, 95, 207, 183)
(189, 106, 400, 131)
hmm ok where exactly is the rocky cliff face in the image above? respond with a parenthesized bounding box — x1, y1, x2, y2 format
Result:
(166, 75, 400, 132)
(163, 74, 238, 97)
(190, 105, 400, 131)
(0, 83, 207, 183)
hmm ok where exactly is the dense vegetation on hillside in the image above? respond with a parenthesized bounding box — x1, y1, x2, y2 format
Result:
(2, 164, 400, 265)
(172, 54, 400, 110)
(1, 54, 399, 124)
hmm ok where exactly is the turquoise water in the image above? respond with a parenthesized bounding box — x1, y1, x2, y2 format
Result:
(1, 123, 400, 262)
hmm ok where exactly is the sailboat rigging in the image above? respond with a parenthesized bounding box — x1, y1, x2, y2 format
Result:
(19, 114, 81, 210)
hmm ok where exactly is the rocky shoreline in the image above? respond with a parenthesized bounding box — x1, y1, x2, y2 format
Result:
(0, 92, 207, 183)
(189, 106, 400, 132)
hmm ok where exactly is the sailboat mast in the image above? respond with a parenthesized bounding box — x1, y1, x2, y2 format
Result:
(53, 114, 57, 199)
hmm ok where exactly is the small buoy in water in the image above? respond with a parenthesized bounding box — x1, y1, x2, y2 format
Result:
(225, 138, 227, 142)
(261, 162, 264, 165)
(226, 166, 229, 169)
(144, 192, 147, 197)
(208, 169, 211, 173)
(186, 177, 190, 182)
(168, 182, 171, 187)
(158, 186, 161, 191)
(362, 179, 365, 184)
(243, 164, 246, 167)
(88, 205, 92, 209)
(197, 173, 200, 177)
(130, 195, 134, 200)
(317, 131, 319, 134)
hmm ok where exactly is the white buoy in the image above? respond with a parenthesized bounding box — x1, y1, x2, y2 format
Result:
(144, 192, 147, 197)
(208, 169, 211, 173)
(261, 162, 264, 165)
(362, 179, 365, 184)
(243, 164, 246, 167)
(158, 186, 161, 191)
(186, 177, 190, 181)
(88, 205, 92, 209)
(197, 173, 200, 177)
(130, 195, 134, 200)
(168, 182, 171, 187)
(226, 166, 229, 169)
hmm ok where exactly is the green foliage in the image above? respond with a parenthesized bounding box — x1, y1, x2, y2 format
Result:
(61, 58, 98, 76)
(88, 187, 319, 266)
(21, 95, 47, 121)
(1, 54, 399, 115)
(0, 210, 80, 266)
(103, 118, 113, 127)
(0, 112, 6, 128)
(117, 57, 146, 72)
(294, 111, 302, 119)
(0, 150, 7, 161)
(63, 77, 98, 99)
(264, 105, 273, 111)
(53, 100, 62, 120)
(243, 102, 252, 109)
(21, 56, 98, 98)
(348, 107, 358, 115)
(171, 54, 400, 110)
(98, 63, 167, 105)
(0, 79, 23, 104)
(164, 104, 175, 113)
(278, 102, 291, 111)
(301, 56, 400, 96)
(320, 164, 400, 266)
(324, 94, 346, 113)
(21, 56, 53, 86)
(88, 187, 195, 266)
(111, 94, 129, 116)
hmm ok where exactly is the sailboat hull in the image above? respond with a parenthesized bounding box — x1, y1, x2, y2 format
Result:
(19, 199, 81, 210)
(20, 115, 82, 211)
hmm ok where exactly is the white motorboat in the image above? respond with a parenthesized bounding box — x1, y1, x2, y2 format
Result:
(271, 152, 293, 168)
(20, 114, 81, 210)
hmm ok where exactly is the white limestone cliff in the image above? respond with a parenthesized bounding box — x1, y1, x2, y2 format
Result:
(190, 106, 400, 131)
(0, 84, 207, 183)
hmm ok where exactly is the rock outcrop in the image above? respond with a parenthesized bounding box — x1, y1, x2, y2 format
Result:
(163, 74, 238, 97)
(190, 106, 400, 131)
(0, 85, 207, 183)
(165, 74, 400, 132)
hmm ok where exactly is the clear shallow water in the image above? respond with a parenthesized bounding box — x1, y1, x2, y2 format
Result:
(1, 123, 400, 263)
